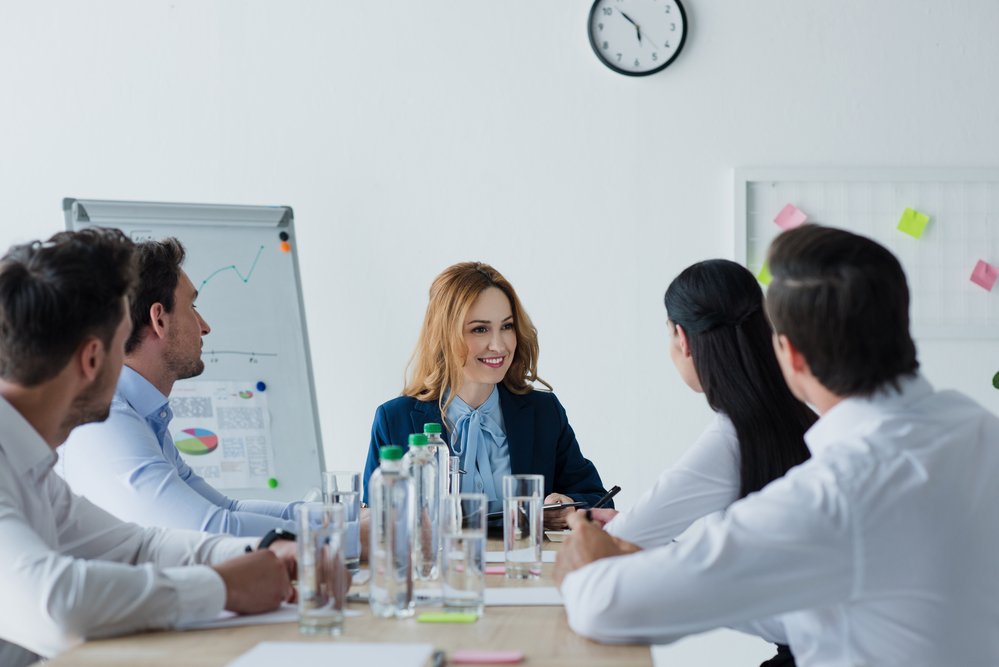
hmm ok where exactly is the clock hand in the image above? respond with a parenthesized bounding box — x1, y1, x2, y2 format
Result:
(618, 10, 642, 44)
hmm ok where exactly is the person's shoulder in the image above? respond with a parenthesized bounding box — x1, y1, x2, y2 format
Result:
(376, 394, 436, 417)
(502, 384, 560, 408)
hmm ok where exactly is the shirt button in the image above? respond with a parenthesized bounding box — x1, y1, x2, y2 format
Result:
(159, 411, 167, 418)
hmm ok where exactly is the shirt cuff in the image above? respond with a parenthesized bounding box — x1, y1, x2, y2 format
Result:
(162, 565, 227, 626)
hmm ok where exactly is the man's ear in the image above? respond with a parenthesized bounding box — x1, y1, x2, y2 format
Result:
(675, 323, 692, 358)
(776, 333, 808, 374)
(77, 336, 104, 382)
(148, 302, 168, 340)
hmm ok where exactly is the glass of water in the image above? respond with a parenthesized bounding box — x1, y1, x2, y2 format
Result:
(322, 470, 361, 572)
(502, 474, 543, 580)
(296, 502, 348, 635)
(441, 493, 487, 615)
(448, 455, 462, 495)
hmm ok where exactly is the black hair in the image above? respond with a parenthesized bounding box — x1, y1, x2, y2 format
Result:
(766, 224, 919, 396)
(124, 237, 186, 354)
(664, 259, 815, 498)
(0, 227, 137, 386)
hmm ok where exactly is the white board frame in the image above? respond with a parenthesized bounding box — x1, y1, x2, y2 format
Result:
(735, 168, 999, 340)
(64, 197, 325, 500)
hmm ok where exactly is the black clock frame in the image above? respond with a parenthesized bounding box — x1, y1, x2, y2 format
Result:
(588, 0, 688, 77)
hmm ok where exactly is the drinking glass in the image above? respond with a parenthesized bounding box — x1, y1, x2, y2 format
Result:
(321, 470, 361, 572)
(296, 502, 348, 635)
(502, 474, 543, 579)
(441, 493, 487, 615)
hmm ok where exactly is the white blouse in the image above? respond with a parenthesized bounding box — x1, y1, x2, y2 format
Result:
(605, 414, 741, 549)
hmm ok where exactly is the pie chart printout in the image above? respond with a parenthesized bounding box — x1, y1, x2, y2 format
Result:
(175, 428, 219, 456)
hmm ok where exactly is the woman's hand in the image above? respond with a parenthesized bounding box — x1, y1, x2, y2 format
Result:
(543, 493, 576, 529)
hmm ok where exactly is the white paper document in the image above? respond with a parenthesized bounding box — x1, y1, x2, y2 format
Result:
(225, 641, 435, 667)
(484, 587, 563, 606)
(485, 550, 557, 563)
(179, 603, 361, 630)
(169, 379, 277, 489)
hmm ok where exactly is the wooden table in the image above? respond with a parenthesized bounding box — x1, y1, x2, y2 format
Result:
(43, 541, 652, 667)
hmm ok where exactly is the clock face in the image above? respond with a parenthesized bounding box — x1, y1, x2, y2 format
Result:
(588, 0, 688, 76)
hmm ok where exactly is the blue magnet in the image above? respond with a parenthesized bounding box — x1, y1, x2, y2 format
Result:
(256, 381, 267, 392)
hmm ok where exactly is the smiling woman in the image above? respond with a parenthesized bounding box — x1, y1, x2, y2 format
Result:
(360, 262, 610, 528)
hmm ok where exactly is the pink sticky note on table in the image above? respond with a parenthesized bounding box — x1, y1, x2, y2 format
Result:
(970, 260, 999, 291)
(774, 204, 807, 230)
(484, 565, 506, 575)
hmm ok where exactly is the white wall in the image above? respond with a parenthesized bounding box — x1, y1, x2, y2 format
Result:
(3, 0, 997, 661)
(3, 0, 998, 501)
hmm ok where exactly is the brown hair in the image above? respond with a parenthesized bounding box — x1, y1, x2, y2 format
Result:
(766, 224, 919, 396)
(125, 237, 186, 354)
(403, 262, 550, 421)
(0, 227, 137, 386)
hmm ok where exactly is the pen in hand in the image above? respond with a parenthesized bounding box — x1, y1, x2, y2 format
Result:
(585, 485, 621, 522)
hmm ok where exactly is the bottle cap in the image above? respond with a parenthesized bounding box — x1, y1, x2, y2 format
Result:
(423, 422, 443, 434)
(408, 433, 429, 446)
(379, 445, 405, 461)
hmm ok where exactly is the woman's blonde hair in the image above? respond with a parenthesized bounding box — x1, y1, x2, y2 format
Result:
(403, 261, 550, 420)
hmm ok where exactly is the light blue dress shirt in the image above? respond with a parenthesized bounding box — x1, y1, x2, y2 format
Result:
(445, 386, 512, 502)
(57, 366, 297, 536)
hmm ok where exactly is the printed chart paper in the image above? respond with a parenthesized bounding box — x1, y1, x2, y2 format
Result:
(170, 380, 276, 489)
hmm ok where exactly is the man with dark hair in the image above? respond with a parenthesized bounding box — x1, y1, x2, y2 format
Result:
(555, 225, 999, 665)
(0, 229, 296, 667)
(59, 237, 301, 536)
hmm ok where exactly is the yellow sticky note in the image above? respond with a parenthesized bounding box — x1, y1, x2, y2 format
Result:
(757, 262, 772, 285)
(897, 208, 930, 239)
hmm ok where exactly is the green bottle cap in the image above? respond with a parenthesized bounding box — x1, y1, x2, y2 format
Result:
(408, 433, 429, 446)
(423, 422, 443, 434)
(379, 445, 405, 461)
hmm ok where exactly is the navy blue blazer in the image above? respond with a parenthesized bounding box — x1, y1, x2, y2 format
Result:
(361, 385, 610, 508)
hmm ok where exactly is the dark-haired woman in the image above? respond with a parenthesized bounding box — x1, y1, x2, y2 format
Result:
(591, 259, 813, 666)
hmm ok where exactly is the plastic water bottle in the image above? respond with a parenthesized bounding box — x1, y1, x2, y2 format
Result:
(369, 445, 415, 618)
(404, 433, 439, 581)
(424, 422, 451, 498)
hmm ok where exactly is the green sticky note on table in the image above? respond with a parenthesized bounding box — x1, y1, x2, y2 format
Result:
(897, 208, 930, 238)
(757, 262, 772, 285)
(417, 612, 479, 624)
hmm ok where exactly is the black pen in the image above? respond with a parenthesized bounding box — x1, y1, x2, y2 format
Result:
(586, 485, 621, 521)
(432, 649, 446, 667)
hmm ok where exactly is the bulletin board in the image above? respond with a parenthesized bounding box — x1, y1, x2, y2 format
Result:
(735, 169, 999, 339)
(64, 198, 324, 501)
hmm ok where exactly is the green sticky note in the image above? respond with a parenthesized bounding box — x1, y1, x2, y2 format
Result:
(417, 612, 479, 624)
(757, 262, 772, 285)
(897, 208, 930, 239)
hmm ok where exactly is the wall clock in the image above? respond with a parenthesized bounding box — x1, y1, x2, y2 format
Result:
(588, 0, 688, 76)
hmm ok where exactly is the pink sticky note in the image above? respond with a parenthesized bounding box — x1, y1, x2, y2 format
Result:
(774, 204, 808, 230)
(484, 565, 506, 575)
(970, 260, 999, 291)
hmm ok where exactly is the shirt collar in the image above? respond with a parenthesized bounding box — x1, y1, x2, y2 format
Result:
(445, 385, 501, 421)
(117, 365, 170, 420)
(804, 372, 933, 456)
(0, 394, 58, 478)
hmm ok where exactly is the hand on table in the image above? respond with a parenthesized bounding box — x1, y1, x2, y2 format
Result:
(553, 510, 641, 587)
(543, 493, 576, 529)
(586, 508, 619, 526)
(213, 549, 293, 614)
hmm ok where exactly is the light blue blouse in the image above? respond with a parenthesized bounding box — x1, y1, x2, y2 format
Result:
(445, 386, 513, 502)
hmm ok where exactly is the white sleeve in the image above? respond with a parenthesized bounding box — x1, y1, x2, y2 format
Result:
(561, 462, 855, 644)
(605, 416, 741, 548)
(0, 472, 252, 659)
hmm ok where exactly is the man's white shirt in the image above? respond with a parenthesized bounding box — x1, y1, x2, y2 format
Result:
(561, 374, 999, 666)
(0, 395, 252, 667)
